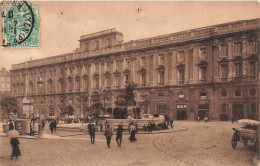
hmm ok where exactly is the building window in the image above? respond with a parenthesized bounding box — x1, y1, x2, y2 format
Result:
(85, 43, 89, 52)
(105, 76, 111, 89)
(220, 45, 228, 57)
(178, 51, 185, 63)
(248, 61, 256, 79)
(249, 88, 256, 96)
(235, 90, 242, 97)
(250, 103, 257, 119)
(200, 92, 207, 99)
(200, 48, 207, 59)
(178, 69, 185, 85)
(248, 41, 256, 54)
(157, 103, 167, 113)
(159, 70, 165, 85)
(94, 63, 99, 73)
(159, 54, 165, 64)
(107, 38, 112, 47)
(178, 93, 185, 99)
(125, 59, 130, 68)
(95, 41, 99, 50)
(141, 57, 146, 66)
(76, 80, 80, 91)
(49, 108, 54, 116)
(49, 83, 53, 93)
(95, 77, 99, 89)
(115, 76, 120, 89)
(234, 63, 242, 78)
(116, 60, 120, 70)
(84, 79, 88, 90)
(125, 74, 129, 82)
(221, 90, 227, 97)
(68, 81, 72, 91)
(141, 73, 146, 86)
(234, 43, 242, 56)
(200, 67, 206, 83)
(222, 103, 227, 113)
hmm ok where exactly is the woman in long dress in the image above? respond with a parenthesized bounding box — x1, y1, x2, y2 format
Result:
(129, 124, 137, 142)
(8, 124, 21, 160)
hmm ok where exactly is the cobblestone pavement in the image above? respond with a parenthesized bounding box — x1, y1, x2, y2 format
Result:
(0, 121, 257, 166)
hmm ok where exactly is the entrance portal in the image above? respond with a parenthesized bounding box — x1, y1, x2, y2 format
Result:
(177, 104, 187, 120)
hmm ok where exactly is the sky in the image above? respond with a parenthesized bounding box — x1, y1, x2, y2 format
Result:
(0, 1, 260, 70)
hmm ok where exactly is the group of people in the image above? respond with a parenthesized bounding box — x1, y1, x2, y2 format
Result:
(87, 123, 137, 148)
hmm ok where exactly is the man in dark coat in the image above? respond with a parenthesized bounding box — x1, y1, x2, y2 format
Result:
(53, 120, 57, 132)
(89, 124, 95, 144)
(116, 125, 123, 147)
(148, 121, 152, 134)
(49, 121, 54, 133)
(104, 125, 113, 148)
(170, 119, 173, 128)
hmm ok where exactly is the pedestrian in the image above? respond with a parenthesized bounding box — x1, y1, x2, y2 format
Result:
(116, 124, 123, 147)
(99, 120, 103, 132)
(148, 121, 152, 134)
(89, 124, 95, 144)
(41, 120, 45, 130)
(104, 125, 113, 148)
(8, 125, 21, 160)
(170, 119, 173, 128)
(49, 121, 54, 133)
(197, 116, 200, 122)
(129, 124, 137, 142)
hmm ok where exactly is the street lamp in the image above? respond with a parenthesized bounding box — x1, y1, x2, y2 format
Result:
(37, 77, 43, 137)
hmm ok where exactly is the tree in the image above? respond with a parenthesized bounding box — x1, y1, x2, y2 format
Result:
(0, 96, 19, 119)
(62, 105, 74, 116)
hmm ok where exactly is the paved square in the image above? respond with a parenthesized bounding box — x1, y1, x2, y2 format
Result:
(0, 121, 257, 166)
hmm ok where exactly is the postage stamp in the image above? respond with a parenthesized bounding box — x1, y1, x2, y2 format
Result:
(2, 1, 39, 48)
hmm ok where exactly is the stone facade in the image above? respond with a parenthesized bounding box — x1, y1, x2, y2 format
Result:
(10, 19, 260, 121)
(0, 68, 11, 95)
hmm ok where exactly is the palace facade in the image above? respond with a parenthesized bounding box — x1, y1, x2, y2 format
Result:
(10, 18, 259, 121)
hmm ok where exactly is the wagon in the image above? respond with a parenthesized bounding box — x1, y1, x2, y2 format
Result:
(231, 119, 259, 151)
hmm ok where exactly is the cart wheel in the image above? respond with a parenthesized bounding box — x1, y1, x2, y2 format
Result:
(243, 139, 248, 146)
(231, 135, 238, 149)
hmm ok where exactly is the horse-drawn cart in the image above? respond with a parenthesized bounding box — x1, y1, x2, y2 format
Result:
(231, 119, 259, 151)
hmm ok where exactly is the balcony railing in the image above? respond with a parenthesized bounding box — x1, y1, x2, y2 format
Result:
(234, 76, 241, 81)
(219, 77, 227, 82)
(247, 75, 256, 80)
(199, 80, 206, 84)
(178, 80, 184, 85)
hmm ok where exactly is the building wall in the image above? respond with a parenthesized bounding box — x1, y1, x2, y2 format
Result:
(10, 19, 260, 121)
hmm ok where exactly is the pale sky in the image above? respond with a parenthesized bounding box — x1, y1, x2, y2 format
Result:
(0, 1, 260, 70)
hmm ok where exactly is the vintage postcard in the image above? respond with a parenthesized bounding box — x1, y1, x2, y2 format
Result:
(0, 1, 259, 166)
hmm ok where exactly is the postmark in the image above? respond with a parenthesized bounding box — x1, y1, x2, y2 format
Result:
(2, 1, 39, 48)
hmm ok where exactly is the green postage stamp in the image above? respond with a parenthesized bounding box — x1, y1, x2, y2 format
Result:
(2, 1, 39, 48)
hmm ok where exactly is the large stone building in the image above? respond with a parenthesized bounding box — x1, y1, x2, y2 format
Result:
(0, 68, 11, 96)
(10, 18, 259, 121)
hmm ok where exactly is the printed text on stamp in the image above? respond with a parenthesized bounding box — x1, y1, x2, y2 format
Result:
(2, 1, 39, 48)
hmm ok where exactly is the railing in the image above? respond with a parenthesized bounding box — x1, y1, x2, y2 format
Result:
(219, 77, 227, 82)
(247, 75, 256, 80)
(200, 80, 206, 84)
(178, 80, 184, 85)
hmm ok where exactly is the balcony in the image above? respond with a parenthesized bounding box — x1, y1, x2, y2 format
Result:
(178, 80, 184, 85)
(233, 76, 241, 81)
(247, 75, 256, 80)
(114, 86, 120, 89)
(199, 79, 206, 84)
(159, 82, 164, 86)
(219, 77, 227, 82)
(140, 84, 146, 87)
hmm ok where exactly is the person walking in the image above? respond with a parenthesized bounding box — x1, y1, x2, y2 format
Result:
(49, 121, 54, 134)
(90, 124, 95, 144)
(129, 124, 137, 142)
(8, 125, 21, 160)
(41, 120, 45, 130)
(104, 125, 113, 148)
(116, 124, 123, 147)
(148, 121, 152, 134)
(170, 119, 173, 128)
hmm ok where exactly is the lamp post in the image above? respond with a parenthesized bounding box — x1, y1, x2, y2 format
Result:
(37, 77, 43, 137)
